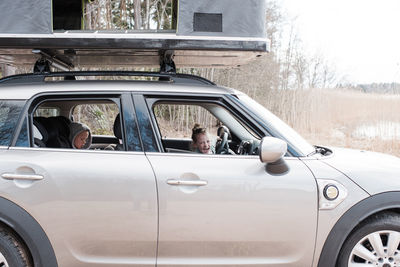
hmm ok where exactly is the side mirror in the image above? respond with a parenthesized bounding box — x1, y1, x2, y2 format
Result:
(259, 137, 287, 163)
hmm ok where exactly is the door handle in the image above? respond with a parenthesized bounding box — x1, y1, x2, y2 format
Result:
(1, 173, 44, 181)
(166, 179, 208, 186)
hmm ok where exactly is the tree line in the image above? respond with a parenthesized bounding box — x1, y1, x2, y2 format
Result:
(0, 0, 351, 136)
(79, 0, 342, 91)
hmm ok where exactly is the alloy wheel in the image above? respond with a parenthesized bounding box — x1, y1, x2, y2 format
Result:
(348, 230, 400, 266)
(0, 251, 9, 267)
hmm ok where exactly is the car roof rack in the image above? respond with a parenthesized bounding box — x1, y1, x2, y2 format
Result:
(0, 71, 216, 86)
(29, 49, 179, 75)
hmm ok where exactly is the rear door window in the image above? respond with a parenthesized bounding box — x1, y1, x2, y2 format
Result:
(34, 107, 60, 117)
(32, 99, 121, 150)
(25, 95, 141, 152)
(0, 100, 25, 146)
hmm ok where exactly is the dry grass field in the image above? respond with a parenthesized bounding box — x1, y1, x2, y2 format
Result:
(257, 89, 400, 157)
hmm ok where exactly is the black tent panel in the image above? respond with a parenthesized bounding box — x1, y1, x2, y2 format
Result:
(53, 0, 82, 30)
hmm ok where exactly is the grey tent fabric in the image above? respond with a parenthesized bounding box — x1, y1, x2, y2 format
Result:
(0, 0, 52, 34)
(177, 0, 266, 38)
(0, 0, 266, 37)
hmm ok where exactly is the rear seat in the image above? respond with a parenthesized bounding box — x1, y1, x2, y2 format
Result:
(33, 116, 72, 148)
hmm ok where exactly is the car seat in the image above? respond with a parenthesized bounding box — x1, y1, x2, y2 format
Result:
(33, 116, 71, 148)
(33, 119, 48, 147)
(113, 114, 124, 151)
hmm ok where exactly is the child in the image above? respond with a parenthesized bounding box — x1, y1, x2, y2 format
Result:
(69, 122, 92, 149)
(191, 124, 215, 154)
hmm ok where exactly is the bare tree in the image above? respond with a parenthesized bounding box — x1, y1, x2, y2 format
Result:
(293, 50, 308, 90)
(308, 54, 323, 88)
(321, 61, 338, 88)
(134, 0, 142, 29)
(265, 0, 283, 53)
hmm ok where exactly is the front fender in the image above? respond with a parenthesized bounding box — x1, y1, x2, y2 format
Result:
(318, 191, 400, 267)
(0, 196, 57, 267)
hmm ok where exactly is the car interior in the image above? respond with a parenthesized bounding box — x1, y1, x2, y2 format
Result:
(30, 98, 261, 155)
(152, 101, 261, 155)
(32, 99, 122, 150)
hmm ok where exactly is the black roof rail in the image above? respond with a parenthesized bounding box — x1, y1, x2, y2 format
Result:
(0, 71, 216, 86)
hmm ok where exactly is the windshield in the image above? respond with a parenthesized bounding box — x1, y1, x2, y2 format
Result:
(235, 93, 315, 156)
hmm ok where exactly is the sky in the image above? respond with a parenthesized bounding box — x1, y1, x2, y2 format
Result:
(281, 0, 400, 84)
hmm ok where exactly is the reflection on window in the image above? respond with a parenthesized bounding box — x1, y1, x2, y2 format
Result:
(15, 117, 29, 147)
(121, 109, 142, 152)
(136, 105, 158, 152)
(0, 101, 24, 147)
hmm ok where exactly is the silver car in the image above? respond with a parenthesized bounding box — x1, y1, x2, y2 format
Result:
(0, 71, 399, 267)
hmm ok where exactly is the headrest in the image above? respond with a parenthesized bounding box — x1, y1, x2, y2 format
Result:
(33, 119, 48, 146)
(34, 116, 71, 148)
(113, 114, 122, 139)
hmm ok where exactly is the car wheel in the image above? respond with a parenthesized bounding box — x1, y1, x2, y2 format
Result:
(0, 227, 31, 267)
(337, 212, 400, 267)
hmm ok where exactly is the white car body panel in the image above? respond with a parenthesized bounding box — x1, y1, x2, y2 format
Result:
(322, 147, 400, 195)
(147, 153, 318, 266)
(0, 148, 158, 266)
(300, 158, 370, 267)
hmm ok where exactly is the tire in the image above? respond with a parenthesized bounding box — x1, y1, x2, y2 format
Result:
(337, 212, 400, 267)
(0, 227, 31, 267)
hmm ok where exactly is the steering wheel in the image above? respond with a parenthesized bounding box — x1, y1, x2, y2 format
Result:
(216, 132, 229, 154)
(237, 140, 255, 155)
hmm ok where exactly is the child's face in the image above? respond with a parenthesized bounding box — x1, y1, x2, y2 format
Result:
(74, 130, 89, 149)
(195, 133, 211, 154)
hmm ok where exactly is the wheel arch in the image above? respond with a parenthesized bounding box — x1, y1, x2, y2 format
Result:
(0, 196, 57, 267)
(318, 191, 400, 267)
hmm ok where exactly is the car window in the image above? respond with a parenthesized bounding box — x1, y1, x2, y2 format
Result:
(34, 107, 60, 117)
(22, 97, 139, 151)
(235, 93, 315, 156)
(72, 104, 119, 136)
(154, 103, 219, 139)
(151, 101, 261, 155)
(0, 100, 25, 147)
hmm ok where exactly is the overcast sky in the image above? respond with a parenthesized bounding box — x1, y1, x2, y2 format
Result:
(281, 0, 400, 84)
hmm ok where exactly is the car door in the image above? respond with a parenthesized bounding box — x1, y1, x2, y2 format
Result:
(138, 94, 318, 266)
(0, 93, 158, 266)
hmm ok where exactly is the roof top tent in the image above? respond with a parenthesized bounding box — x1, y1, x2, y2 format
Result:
(0, 0, 268, 73)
